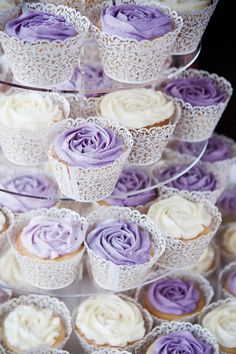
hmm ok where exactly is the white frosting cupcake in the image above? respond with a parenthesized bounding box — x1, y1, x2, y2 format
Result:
(0, 92, 63, 130)
(156, 0, 210, 11)
(0, 0, 15, 10)
(147, 196, 211, 240)
(0, 210, 7, 233)
(0, 247, 28, 287)
(222, 222, 236, 257)
(75, 294, 146, 347)
(99, 88, 175, 129)
(202, 302, 236, 351)
(190, 244, 215, 273)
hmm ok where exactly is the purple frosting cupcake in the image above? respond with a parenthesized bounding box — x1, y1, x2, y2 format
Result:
(6, 10, 77, 41)
(54, 123, 124, 168)
(225, 270, 236, 296)
(177, 135, 232, 162)
(158, 164, 216, 192)
(101, 4, 172, 40)
(145, 278, 201, 318)
(105, 167, 157, 208)
(150, 330, 212, 354)
(86, 219, 152, 265)
(165, 78, 226, 107)
(217, 188, 236, 219)
(0, 173, 58, 213)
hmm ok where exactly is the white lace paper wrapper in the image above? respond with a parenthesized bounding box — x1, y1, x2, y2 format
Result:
(0, 207, 14, 251)
(219, 262, 236, 299)
(91, 351, 132, 354)
(165, 69, 233, 142)
(0, 347, 70, 354)
(135, 270, 214, 325)
(7, 207, 88, 289)
(148, 190, 221, 269)
(38, 0, 85, 13)
(0, 4, 21, 54)
(135, 321, 219, 354)
(86, 206, 166, 291)
(73, 294, 153, 354)
(89, 0, 183, 84)
(0, 295, 72, 352)
(0, 3, 90, 87)
(47, 117, 133, 202)
(65, 95, 97, 118)
(172, 0, 219, 54)
(0, 92, 70, 166)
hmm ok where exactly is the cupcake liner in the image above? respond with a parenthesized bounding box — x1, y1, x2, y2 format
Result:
(172, 0, 219, 55)
(66, 95, 97, 118)
(0, 294, 72, 352)
(216, 224, 236, 265)
(135, 270, 214, 325)
(0, 92, 70, 166)
(89, 0, 183, 84)
(91, 351, 132, 354)
(0, 2, 90, 87)
(0, 4, 21, 54)
(0, 207, 14, 251)
(148, 190, 221, 269)
(37, 0, 85, 13)
(7, 207, 88, 290)
(96, 96, 181, 166)
(219, 262, 236, 299)
(0, 345, 70, 354)
(73, 294, 153, 354)
(47, 117, 133, 202)
(166, 69, 233, 142)
(135, 321, 219, 354)
(85, 206, 166, 291)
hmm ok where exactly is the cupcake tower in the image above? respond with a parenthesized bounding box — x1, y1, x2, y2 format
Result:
(0, 0, 235, 353)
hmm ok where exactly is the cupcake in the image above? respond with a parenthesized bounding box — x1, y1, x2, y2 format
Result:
(73, 294, 152, 352)
(98, 166, 158, 213)
(98, 88, 180, 165)
(217, 188, 236, 222)
(0, 247, 28, 288)
(0, 1, 20, 54)
(164, 69, 233, 141)
(156, 0, 218, 54)
(0, 0, 16, 11)
(147, 194, 221, 268)
(47, 117, 133, 202)
(89, 1, 183, 83)
(189, 244, 219, 277)
(135, 321, 219, 354)
(0, 91, 70, 165)
(220, 262, 236, 298)
(0, 207, 14, 250)
(86, 206, 165, 291)
(0, 294, 72, 353)
(8, 207, 88, 289)
(200, 298, 236, 353)
(138, 272, 213, 322)
(220, 222, 236, 263)
(0, 171, 59, 213)
(0, 3, 90, 87)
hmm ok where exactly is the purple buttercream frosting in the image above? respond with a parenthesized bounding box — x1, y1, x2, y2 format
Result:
(158, 164, 216, 192)
(54, 123, 124, 168)
(21, 215, 85, 259)
(217, 188, 236, 217)
(177, 136, 232, 162)
(6, 10, 77, 41)
(86, 219, 152, 265)
(0, 173, 58, 213)
(106, 167, 157, 207)
(226, 270, 236, 296)
(101, 4, 172, 40)
(152, 330, 212, 354)
(165, 78, 226, 107)
(147, 278, 201, 315)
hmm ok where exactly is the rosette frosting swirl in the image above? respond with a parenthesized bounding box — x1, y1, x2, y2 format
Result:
(86, 219, 152, 265)
(101, 4, 172, 40)
(226, 270, 236, 296)
(75, 294, 145, 347)
(158, 164, 216, 192)
(106, 167, 157, 207)
(165, 78, 226, 107)
(217, 189, 236, 218)
(177, 136, 232, 162)
(0, 173, 58, 213)
(156, 0, 210, 11)
(202, 302, 236, 348)
(6, 10, 77, 41)
(147, 278, 201, 315)
(54, 123, 124, 168)
(21, 215, 85, 259)
(152, 330, 212, 354)
(222, 222, 236, 256)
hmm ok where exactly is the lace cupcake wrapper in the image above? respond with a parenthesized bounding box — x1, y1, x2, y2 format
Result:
(0, 4, 21, 54)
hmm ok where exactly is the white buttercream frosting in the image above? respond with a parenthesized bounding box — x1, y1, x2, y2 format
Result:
(75, 294, 145, 347)
(156, 0, 210, 11)
(0, 210, 6, 233)
(222, 222, 236, 256)
(190, 244, 215, 273)
(0, 93, 63, 130)
(147, 196, 211, 240)
(3, 305, 62, 351)
(0, 248, 28, 287)
(99, 88, 175, 129)
(0, 0, 15, 10)
(202, 302, 236, 348)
